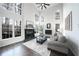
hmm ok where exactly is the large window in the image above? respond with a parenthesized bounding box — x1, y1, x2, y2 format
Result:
(34, 14, 44, 34)
(14, 20, 21, 37)
(1, 3, 22, 15)
(2, 17, 13, 39)
(1, 3, 22, 39)
(15, 3, 22, 15)
(2, 17, 21, 39)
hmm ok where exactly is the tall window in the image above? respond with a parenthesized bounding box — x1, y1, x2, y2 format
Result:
(2, 17, 13, 39)
(1, 3, 22, 15)
(55, 10, 60, 20)
(35, 14, 44, 34)
(55, 24, 60, 32)
(14, 20, 21, 37)
(15, 3, 22, 15)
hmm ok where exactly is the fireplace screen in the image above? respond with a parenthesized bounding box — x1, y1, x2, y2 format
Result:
(45, 30, 52, 35)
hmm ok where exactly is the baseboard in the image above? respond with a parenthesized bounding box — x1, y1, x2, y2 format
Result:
(0, 40, 23, 48)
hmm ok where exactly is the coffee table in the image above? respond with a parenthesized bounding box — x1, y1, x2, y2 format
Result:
(36, 36, 47, 44)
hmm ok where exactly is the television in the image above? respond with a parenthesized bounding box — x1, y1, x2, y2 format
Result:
(45, 30, 52, 35)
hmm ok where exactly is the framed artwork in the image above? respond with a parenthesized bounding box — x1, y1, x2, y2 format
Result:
(65, 11, 72, 31)
(47, 23, 51, 29)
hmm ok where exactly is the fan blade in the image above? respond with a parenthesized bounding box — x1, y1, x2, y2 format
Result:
(45, 4, 50, 6)
(44, 5, 47, 9)
(36, 3, 41, 5)
(36, 3, 42, 7)
(41, 6, 43, 10)
(37, 5, 42, 8)
(37, 4, 43, 9)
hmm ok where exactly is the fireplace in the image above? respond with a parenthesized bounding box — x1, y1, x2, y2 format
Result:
(24, 29, 35, 42)
(45, 30, 52, 35)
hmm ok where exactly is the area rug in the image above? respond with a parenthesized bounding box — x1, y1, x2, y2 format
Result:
(23, 39, 50, 56)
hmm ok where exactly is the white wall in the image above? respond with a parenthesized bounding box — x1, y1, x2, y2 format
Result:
(63, 3, 79, 55)
(0, 6, 24, 47)
(22, 3, 63, 38)
(22, 3, 38, 29)
(41, 4, 63, 35)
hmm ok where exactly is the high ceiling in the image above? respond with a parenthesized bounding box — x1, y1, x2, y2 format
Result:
(34, 3, 59, 11)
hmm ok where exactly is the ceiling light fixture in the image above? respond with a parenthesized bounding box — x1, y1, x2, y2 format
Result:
(36, 3, 50, 10)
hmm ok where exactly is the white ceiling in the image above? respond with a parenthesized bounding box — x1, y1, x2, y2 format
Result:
(34, 3, 59, 11)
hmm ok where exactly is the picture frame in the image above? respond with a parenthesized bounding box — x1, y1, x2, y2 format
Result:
(47, 23, 51, 29)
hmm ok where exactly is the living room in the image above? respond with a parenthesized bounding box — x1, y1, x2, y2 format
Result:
(0, 3, 79, 56)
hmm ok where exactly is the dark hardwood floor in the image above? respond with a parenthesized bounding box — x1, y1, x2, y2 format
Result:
(0, 42, 41, 56)
(50, 49, 74, 56)
(0, 41, 74, 56)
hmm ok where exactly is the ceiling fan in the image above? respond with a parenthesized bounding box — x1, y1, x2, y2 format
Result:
(36, 3, 50, 10)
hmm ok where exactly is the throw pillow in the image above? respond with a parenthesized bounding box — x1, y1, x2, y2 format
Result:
(58, 36, 67, 43)
(54, 36, 58, 41)
(54, 33, 58, 41)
